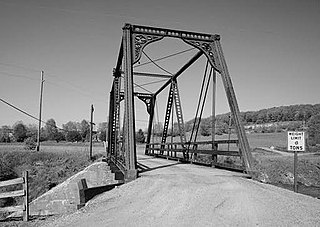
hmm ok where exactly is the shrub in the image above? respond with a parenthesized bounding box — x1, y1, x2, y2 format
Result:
(24, 137, 36, 150)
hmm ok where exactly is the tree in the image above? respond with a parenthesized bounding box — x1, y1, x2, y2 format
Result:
(0, 125, 11, 143)
(200, 121, 211, 136)
(44, 119, 58, 140)
(13, 122, 27, 142)
(53, 131, 65, 142)
(136, 129, 145, 143)
(97, 122, 108, 142)
(80, 120, 90, 142)
(62, 121, 78, 132)
(66, 131, 82, 142)
(307, 114, 320, 146)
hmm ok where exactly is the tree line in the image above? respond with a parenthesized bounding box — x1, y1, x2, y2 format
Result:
(2, 104, 320, 146)
(0, 119, 108, 144)
(185, 104, 320, 145)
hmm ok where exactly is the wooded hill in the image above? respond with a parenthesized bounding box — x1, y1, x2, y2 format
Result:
(184, 104, 320, 135)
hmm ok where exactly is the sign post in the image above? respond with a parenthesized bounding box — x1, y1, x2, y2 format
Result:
(287, 131, 305, 193)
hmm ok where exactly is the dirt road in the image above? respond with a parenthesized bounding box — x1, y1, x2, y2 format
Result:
(43, 154, 320, 227)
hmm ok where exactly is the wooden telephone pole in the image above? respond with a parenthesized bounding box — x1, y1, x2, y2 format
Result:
(89, 104, 94, 160)
(36, 71, 44, 151)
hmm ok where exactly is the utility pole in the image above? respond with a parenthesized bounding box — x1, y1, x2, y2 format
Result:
(36, 71, 44, 151)
(89, 104, 94, 160)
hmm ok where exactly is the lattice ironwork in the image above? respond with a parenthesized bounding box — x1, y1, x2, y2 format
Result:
(129, 24, 221, 71)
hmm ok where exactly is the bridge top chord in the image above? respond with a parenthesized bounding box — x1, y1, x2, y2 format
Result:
(126, 23, 220, 42)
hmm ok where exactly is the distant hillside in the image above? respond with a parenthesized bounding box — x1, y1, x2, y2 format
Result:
(240, 104, 320, 125)
(185, 104, 320, 135)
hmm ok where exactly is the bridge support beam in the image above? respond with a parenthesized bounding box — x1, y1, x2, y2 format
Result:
(213, 37, 253, 172)
(145, 96, 156, 155)
(122, 24, 137, 181)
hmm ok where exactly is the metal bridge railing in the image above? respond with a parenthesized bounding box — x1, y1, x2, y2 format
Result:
(146, 139, 244, 170)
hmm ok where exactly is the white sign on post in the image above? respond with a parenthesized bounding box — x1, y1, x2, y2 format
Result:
(287, 131, 305, 151)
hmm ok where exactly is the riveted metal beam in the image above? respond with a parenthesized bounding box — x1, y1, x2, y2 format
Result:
(122, 24, 137, 181)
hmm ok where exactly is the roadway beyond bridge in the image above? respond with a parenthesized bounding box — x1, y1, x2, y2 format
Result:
(44, 148, 320, 227)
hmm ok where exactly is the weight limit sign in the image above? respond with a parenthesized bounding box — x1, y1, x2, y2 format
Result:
(287, 131, 305, 152)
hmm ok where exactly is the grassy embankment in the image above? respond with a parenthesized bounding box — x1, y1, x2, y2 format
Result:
(0, 142, 106, 213)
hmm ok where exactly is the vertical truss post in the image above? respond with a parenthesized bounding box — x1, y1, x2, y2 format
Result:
(107, 85, 115, 158)
(161, 83, 174, 151)
(122, 24, 137, 181)
(211, 70, 217, 164)
(172, 79, 187, 146)
(107, 73, 121, 159)
(145, 96, 156, 154)
(113, 72, 121, 161)
(213, 37, 253, 172)
(161, 80, 187, 159)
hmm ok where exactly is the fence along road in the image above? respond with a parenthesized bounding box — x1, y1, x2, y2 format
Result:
(44, 148, 320, 227)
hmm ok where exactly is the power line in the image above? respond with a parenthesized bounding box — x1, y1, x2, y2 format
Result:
(0, 61, 106, 98)
(45, 80, 106, 103)
(45, 72, 106, 97)
(0, 70, 106, 103)
(0, 71, 38, 81)
(0, 98, 39, 122)
(0, 62, 40, 72)
(0, 97, 66, 132)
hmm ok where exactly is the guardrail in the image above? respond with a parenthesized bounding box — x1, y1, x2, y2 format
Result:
(0, 171, 29, 221)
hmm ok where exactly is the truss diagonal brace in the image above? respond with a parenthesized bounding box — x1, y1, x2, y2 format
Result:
(155, 51, 203, 96)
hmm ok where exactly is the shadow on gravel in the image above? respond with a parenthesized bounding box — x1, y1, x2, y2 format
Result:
(137, 162, 182, 173)
(137, 156, 157, 161)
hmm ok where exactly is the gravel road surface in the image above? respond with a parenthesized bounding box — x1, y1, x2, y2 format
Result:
(43, 153, 320, 227)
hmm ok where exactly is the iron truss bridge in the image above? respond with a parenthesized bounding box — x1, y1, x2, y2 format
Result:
(107, 24, 253, 182)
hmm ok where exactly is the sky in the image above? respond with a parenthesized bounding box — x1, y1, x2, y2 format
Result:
(0, 0, 319, 130)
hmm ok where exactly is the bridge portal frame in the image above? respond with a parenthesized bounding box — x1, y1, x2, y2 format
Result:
(108, 23, 253, 181)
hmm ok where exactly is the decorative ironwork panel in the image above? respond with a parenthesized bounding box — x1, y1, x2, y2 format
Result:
(129, 24, 222, 72)
(120, 92, 153, 114)
(133, 33, 164, 64)
(182, 38, 221, 72)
